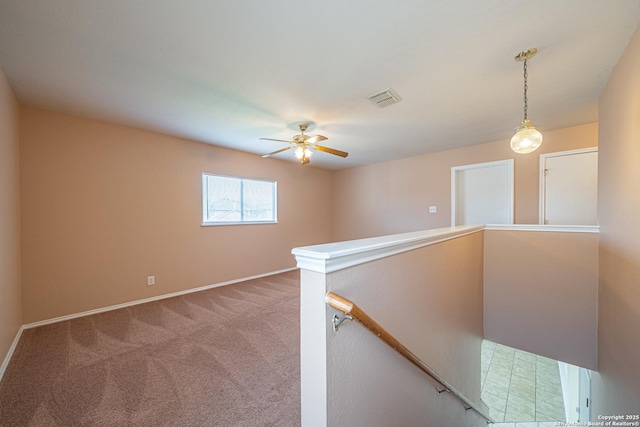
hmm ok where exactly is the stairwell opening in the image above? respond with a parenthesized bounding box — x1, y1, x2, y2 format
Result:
(481, 340, 590, 426)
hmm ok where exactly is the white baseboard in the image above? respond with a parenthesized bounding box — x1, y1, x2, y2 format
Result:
(0, 267, 297, 382)
(0, 325, 25, 382)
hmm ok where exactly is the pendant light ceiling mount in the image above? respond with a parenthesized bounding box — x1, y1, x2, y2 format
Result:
(510, 47, 543, 154)
(515, 48, 538, 62)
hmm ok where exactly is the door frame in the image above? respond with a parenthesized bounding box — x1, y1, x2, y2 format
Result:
(579, 367, 592, 421)
(451, 159, 514, 226)
(539, 147, 598, 225)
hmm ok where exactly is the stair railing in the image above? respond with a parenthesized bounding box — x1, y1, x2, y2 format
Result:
(325, 291, 494, 424)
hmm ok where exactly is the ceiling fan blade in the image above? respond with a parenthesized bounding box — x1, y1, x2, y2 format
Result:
(262, 146, 294, 157)
(259, 137, 292, 144)
(305, 135, 328, 144)
(312, 145, 349, 158)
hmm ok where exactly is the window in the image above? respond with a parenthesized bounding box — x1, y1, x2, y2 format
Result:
(202, 174, 277, 225)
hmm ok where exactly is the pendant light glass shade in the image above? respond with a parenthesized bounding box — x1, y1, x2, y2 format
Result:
(510, 119, 543, 154)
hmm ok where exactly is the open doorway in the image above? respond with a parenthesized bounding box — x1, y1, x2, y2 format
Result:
(451, 159, 514, 226)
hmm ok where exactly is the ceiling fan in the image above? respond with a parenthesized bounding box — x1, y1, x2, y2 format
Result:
(260, 123, 348, 165)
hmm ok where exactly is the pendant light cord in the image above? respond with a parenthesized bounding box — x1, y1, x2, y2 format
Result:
(523, 59, 529, 120)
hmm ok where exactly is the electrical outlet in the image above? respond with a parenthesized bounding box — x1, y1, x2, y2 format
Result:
(429, 206, 437, 213)
(147, 276, 155, 286)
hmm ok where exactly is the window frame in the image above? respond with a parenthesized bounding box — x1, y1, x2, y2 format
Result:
(201, 173, 278, 226)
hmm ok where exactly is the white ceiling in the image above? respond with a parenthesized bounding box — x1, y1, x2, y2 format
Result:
(1, 1, 639, 169)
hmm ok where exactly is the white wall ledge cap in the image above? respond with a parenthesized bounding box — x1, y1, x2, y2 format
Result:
(484, 224, 600, 233)
(292, 225, 483, 273)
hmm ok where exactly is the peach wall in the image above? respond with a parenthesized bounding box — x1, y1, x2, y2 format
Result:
(483, 229, 598, 370)
(19, 107, 333, 323)
(332, 123, 597, 241)
(0, 68, 22, 369)
(593, 23, 640, 414)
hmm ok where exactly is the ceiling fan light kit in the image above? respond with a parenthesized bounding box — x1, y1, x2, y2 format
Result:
(260, 123, 348, 165)
(510, 48, 543, 154)
(295, 146, 313, 160)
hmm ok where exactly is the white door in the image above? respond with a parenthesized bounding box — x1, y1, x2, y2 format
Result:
(540, 148, 598, 225)
(451, 160, 514, 226)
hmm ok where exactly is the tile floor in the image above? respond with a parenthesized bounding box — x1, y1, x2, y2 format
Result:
(481, 340, 566, 425)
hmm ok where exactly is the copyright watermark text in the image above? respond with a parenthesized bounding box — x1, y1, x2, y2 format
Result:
(555, 415, 640, 427)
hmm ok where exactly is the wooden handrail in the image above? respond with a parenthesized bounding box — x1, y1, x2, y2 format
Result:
(325, 292, 494, 424)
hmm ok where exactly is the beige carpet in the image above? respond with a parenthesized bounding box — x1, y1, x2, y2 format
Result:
(0, 270, 301, 426)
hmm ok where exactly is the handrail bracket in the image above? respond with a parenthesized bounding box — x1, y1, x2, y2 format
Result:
(332, 313, 353, 332)
(437, 387, 451, 395)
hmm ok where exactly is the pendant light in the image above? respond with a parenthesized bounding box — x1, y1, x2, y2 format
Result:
(510, 48, 543, 154)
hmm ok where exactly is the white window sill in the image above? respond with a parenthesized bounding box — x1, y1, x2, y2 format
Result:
(201, 221, 278, 227)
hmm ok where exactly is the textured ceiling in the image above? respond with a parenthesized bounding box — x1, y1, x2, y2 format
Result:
(1, 1, 639, 169)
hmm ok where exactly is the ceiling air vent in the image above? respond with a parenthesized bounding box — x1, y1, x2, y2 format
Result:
(368, 88, 402, 108)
